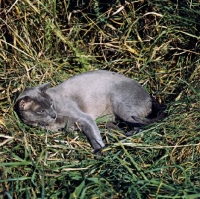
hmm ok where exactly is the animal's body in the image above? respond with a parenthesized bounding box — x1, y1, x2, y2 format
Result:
(15, 70, 166, 152)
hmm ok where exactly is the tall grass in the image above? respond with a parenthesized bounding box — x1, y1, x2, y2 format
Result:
(0, 0, 200, 198)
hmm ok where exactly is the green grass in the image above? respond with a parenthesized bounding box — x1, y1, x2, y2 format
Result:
(0, 0, 200, 198)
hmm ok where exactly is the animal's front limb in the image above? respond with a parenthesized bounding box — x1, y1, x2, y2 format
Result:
(76, 114, 105, 152)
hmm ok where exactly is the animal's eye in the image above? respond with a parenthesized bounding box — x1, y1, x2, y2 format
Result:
(37, 110, 45, 114)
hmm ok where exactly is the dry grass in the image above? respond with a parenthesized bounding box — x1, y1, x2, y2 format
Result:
(0, 0, 200, 198)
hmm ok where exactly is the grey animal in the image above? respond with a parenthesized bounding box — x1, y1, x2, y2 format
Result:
(15, 70, 166, 153)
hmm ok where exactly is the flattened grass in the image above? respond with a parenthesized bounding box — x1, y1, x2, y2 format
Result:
(0, 0, 200, 198)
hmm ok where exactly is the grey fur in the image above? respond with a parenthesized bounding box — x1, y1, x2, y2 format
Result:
(15, 70, 166, 152)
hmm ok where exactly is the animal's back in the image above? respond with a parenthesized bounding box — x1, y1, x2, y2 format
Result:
(57, 70, 147, 96)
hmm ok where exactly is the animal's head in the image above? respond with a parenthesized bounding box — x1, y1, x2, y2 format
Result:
(15, 82, 57, 127)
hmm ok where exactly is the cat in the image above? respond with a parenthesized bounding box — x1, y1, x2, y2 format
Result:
(15, 70, 166, 153)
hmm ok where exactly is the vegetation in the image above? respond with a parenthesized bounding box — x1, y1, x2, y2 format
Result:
(0, 0, 200, 198)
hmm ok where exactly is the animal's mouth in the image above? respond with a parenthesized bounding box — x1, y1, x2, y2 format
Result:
(38, 117, 57, 127)
(38, 122, 49, 127)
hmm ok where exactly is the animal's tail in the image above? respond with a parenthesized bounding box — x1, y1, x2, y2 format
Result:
(131, 96, 167, 126)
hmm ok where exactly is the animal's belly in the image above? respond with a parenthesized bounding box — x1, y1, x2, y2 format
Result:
(81, 98, 113, 120)
(85, 104, 113, 120)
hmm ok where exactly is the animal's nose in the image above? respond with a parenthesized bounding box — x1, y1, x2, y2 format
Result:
(50, 111, 57, 119)
(52, 115, 56, 119)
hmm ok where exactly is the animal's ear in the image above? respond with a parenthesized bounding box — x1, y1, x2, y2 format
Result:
(38, 82, 51, 93)
(18, 96, 33, 111)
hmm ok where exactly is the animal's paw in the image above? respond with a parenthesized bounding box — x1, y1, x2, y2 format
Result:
(125, 127, 143, 136)
(93, 147, 106, 156)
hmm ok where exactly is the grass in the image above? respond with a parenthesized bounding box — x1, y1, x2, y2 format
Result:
(0, 0, 200, 198)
